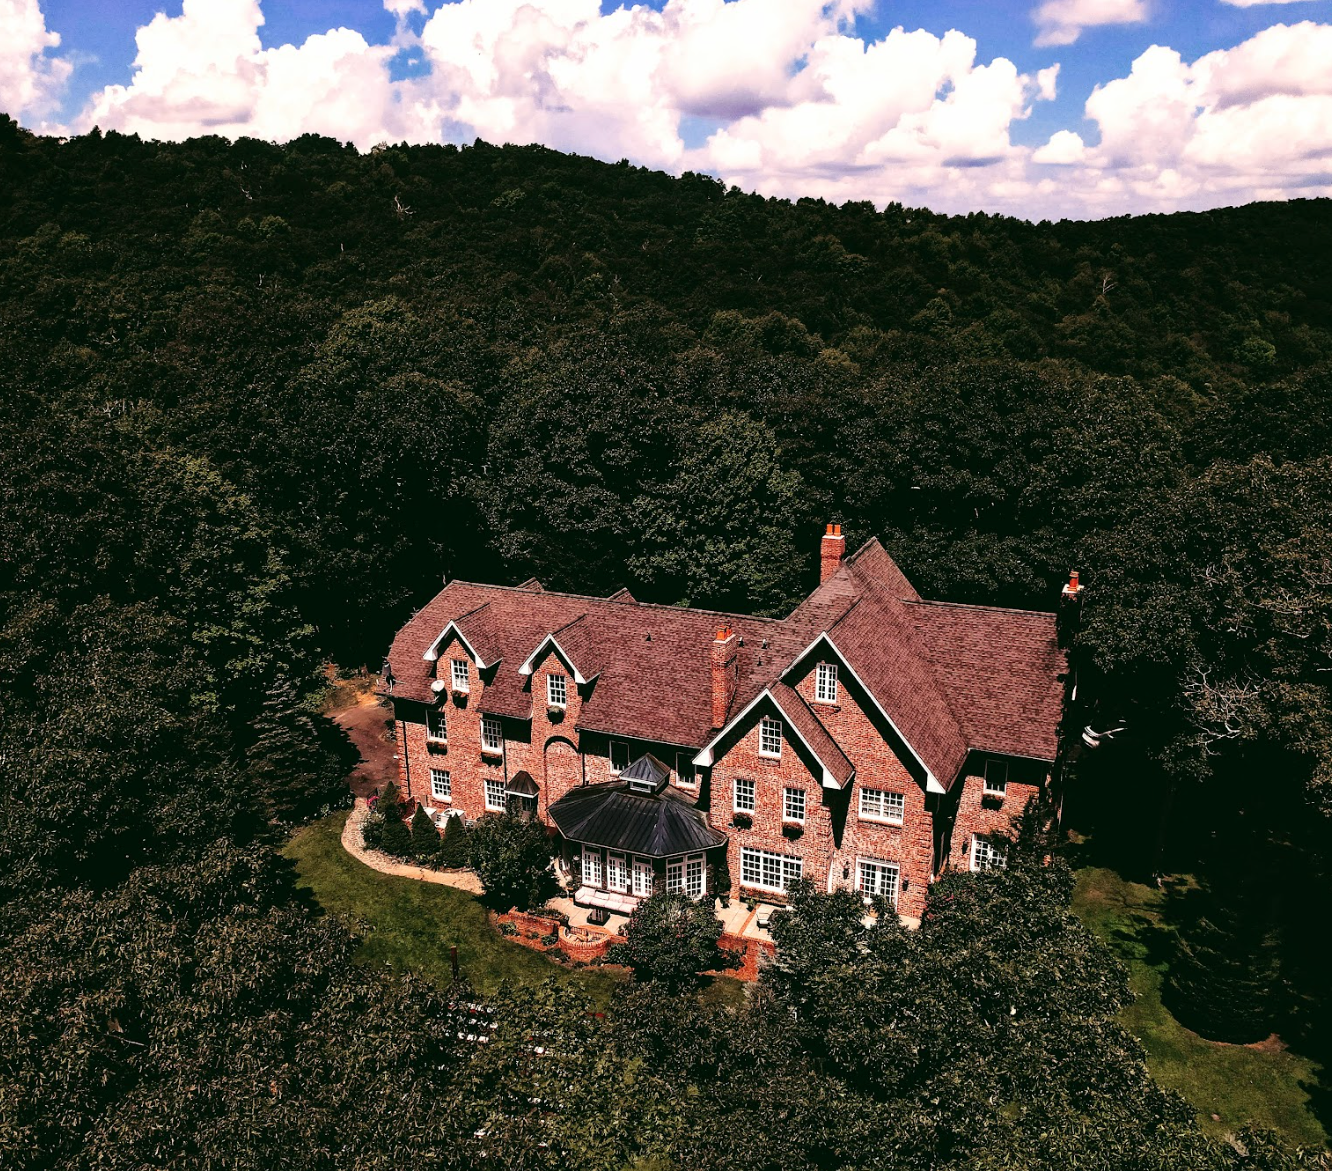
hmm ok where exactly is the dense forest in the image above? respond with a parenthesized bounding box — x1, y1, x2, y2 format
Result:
(2, 114, 1331, 1167)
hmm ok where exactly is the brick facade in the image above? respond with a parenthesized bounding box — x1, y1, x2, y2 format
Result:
(383, 531, 1069, 928)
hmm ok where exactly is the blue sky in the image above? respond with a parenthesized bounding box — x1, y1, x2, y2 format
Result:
(7, 0, 1332, 220)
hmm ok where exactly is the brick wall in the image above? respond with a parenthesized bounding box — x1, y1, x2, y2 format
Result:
(707, 662, 938, 921)
(791, 658, 936, 921)
(709, 695, 832, 906)
(945, 759, 1046, 873)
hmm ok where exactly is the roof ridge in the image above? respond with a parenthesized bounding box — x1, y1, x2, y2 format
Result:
(551, 612, 590, 636)
(443, 579, 792, 625)
(453, 599, 492, 623)
(903, 598, 1057, 619)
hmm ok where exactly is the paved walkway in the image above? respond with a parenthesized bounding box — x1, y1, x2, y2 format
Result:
(341, 798, 484, 893)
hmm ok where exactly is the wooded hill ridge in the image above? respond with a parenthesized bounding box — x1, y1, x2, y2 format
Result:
(1, 116, 1330, 1169)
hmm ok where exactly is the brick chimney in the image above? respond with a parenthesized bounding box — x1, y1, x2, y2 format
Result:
(711, 626, 738, 728)
(820, 523, 846, 583)
(1057, 570, 1084, 649)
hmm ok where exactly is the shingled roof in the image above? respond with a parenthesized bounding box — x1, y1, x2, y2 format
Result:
(382, 537, 1066, 789)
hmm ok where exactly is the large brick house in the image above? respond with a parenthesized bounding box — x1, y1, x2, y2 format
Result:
(380, 528, 1072, 924)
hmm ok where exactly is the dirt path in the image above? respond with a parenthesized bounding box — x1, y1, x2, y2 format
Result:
(328, 681, 398, 799)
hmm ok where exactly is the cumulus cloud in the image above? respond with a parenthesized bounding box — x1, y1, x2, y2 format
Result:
(1033, 21, 1332, 213)
(0, 0, 71, 122)
(1221, 0, 1321, 7)
(1031, 0, 1148, 47)
(39, 0, 1332, 220)
(77, 0, 438, 146)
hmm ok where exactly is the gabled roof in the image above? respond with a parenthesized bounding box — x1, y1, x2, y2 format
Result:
(383, 537, 1065, 787)
(548, 779, 726, 858)
(693, 683, 855, 789)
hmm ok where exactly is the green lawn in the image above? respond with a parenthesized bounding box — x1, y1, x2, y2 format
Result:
(1073, 866, 1327, 1148)
(283, 811, 627, 1006)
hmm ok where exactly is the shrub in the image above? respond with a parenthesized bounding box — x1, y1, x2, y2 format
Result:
(467, 810, 556, 911)
(437, 813, 469, 868)
(711, 855, 731, 900)
(617, 892, 725, 986)
(375, 781, 412, 859)
(410, 804, 438, 862)
(499, 921, 518, 936)
(539, 933, 559, 948)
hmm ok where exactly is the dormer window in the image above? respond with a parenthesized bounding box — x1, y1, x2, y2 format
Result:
(815, 662, 838, 704)
(759, 717, 783, 758)
(983, 759, 1008, 797)
(610, 741, 630, 775)
(451, 659, 469, 691)
(547, 672, 568, 708)
(426, 708, 446, 743)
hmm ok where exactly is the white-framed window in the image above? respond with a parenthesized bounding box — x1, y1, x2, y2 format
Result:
(632, 857, 654, 898)
(983, 759, 1008, 797)
(582, 845, 603, 887)
(759, 717, 783, 758)
(481, 714, 503, 753)
(451, 659, 469, 691)
(666, 857, 683, 895)
(607, 853, 629, 893)
(783, 787, 806, 823)
(610, 741, 630, 775)
(859, 787, 905, 825)
(733, 777, 756, 813)
(430, 769, 452, 802)
(426, 708, 446, 742)
(971, 835, 1008, 872)
(484, 779, 507, 812)
(666, 855, 705, 899)
(815, 662, 839, 704)
(546, 673, 568, 708)
(856, 857, 900, 907)
(740, 846, 803, 893)
(685, 856, 706, 900)
(675, 752, 696, 786)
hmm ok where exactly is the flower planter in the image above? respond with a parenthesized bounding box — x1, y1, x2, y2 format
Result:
(731, 813, 753, 830)
(546, 705, 565, 722)
(781, 822, 804, 840)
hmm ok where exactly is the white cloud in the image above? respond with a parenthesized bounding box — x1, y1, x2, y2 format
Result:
(1033, 128, 1086, 162)
(78, 0, 436, 146)
(1221, 0, 1321, 7)
(1031, 21, 1332, 214)
(1031, 0, 1148, 47)
(40, 0, 1332, 221)
(0, 0, 71, 122)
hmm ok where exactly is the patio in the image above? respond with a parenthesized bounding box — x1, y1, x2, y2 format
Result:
(543, 892, 784, 944)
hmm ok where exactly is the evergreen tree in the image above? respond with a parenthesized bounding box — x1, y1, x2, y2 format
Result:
(410, 803, 438, 863)
(247, 675, 350, 822)
(375, 780, 412, 859)
(438, 813, 469, 868)
(1164, 881, 1282, 1044)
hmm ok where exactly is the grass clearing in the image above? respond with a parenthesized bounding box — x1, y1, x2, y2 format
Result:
(1072, 865, 1327, 1148)
(284, 811, 627, 1006)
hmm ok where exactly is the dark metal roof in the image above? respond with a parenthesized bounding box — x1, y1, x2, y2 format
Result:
(507, 770, 539, 797)
(619, 752, 670, 794)
(548, 781, 726, 858)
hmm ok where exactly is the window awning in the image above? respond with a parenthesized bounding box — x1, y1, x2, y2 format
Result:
(507, 770, 539, 797)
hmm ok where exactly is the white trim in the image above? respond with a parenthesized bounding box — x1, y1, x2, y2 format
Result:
(517, 635, 592, 685)
(855, 856, 900, 908)
(783, 631, 940, 791)
(422, 621, 491, 668)
(692, 687, 849, 789)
